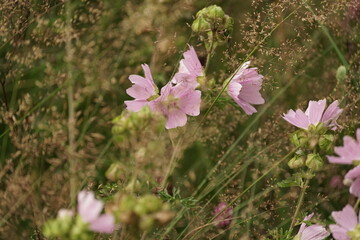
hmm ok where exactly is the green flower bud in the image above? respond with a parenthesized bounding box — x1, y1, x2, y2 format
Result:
(105, 163, 126, 182)
(290, 130, 308, 147)
(139, 215, 155, 231)
(305, 153, 324, 171)
(191, 17, 211, 32)
(207, 5, 225, 19)
(319, 134, 335, 153)
(223, 15, 234, 33)
(70, 216, 92, 240)
(43, 216, 73, 238)
(134, 195, 162, 215)
(336, 65, 347, 83)
(288, 155, 306, 169)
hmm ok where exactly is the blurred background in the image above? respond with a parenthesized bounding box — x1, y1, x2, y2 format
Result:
(0, 0, 359, 239)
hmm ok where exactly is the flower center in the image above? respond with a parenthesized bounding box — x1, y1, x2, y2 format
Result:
(348, 224, 360, 239)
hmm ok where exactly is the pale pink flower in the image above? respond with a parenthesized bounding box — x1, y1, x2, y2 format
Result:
(171, 46, 203, 89)
(227, 61, 265, 115)
(282, 99, 343, 130)
(213, 202, 233, 228)
(149, 83, 201, 129)
(296, 213, 330, 240)
(329, 205, 360, 240)
(328, 129, 360, 164)
(125, 64, 158, 112)
(77, 191, 115, 234)
(343, 165, 360, 198)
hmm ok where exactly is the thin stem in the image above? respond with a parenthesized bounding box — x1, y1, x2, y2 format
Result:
(161, 137, 183, 189)
(289, 177, 310, 230)
(355, 198, 360, 211)
(65, 0, 76, 205)
(204, 31, 215, 74)
(0, 81, 9, 111)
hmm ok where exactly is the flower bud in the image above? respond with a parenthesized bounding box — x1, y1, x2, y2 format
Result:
(70, 216, 92, 240)
(288, 155, 305, 169)
(319, 134, 335, 153)
(105, 163, 126, 182)
(207, 5, 225, 19)
(336, 65, 347, 83)
(191, 17, 211, 32)
(139, 215, 155, 231)
(305, 153, 324, 171)
(290, 130, 308, 147)
(223, 15, 234, 34)
(134, 195, 162, 216)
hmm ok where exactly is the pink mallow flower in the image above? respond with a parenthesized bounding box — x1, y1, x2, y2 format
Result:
(329, 205, 360, 240)
(171, 46, 203, 89)
(327, 129, 360, 197)
(149, 83, 201, 129)
(125, 64, 158, 112)
(295, 213, 330, 240)
(328, 129, 360, 165)
(227, 61, 265, 115)
(58, 191, 115, 234)
(213, 202, 233, 228)
(282, 99, 343, 130)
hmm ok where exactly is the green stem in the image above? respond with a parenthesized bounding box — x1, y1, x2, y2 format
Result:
(65, 0, 76, 206)
(289, 176, 310, 231)
(355, 198, 360, 211)
(204, 31, 215, 74)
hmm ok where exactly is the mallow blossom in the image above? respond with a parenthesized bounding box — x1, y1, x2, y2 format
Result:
(59, 191, 115, 234)
(213, 202, 233, 228)
(295, 213, 330, 240)
(328, 129, 360, 197)
(171, 46, 203, 89)
(227, 61, 265, 115)
(125, 64, 158, 112)
(149, 83, 201, 129)
(329, 205, 360, 240)
(125, 45, 203, 129)
(282, 99, 343, 130)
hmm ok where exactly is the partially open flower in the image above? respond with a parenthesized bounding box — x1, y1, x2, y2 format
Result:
(295, 213, 329, 240)
(227, 61, 265, 115)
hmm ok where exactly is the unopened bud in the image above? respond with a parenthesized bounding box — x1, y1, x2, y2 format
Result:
(305, 153, 324, 171)
(191, 17, 211, 32)
(288, 155, 305, 169)
(290, 130, 308, 147)
(319, 134, 335, 153)
(105, 163, 126, 182)
(223, 15, 234, 34)
(207, 5, 225, 19)
(139, 215, 155, 231)
(336, 65, 347, 83)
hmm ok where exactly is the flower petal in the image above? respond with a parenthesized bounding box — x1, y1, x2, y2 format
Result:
(305, 99, 326, 125)
(329, 224, 351, 240)
(301, 225, 330, 240)
(331, 205, 358, 231)
(77, 191, 103, 223)
(89, 214, 115, 234)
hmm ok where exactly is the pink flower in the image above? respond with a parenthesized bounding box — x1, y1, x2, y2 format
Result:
(343, 166, 360, 198)
(56, 191, 115, 234)
(149, 83, 201, 129)
(282, 99, 343, 130)
(328, 129, 360, 164)
(295, 213, 330, 240)
(227, 61, 265, 115)
(77, 191, 115, 234)
(125, 64, 158, 112)
(213, 202, 233, 228)
(171, 46, 203, 89)
(329, 205, 360, 240)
